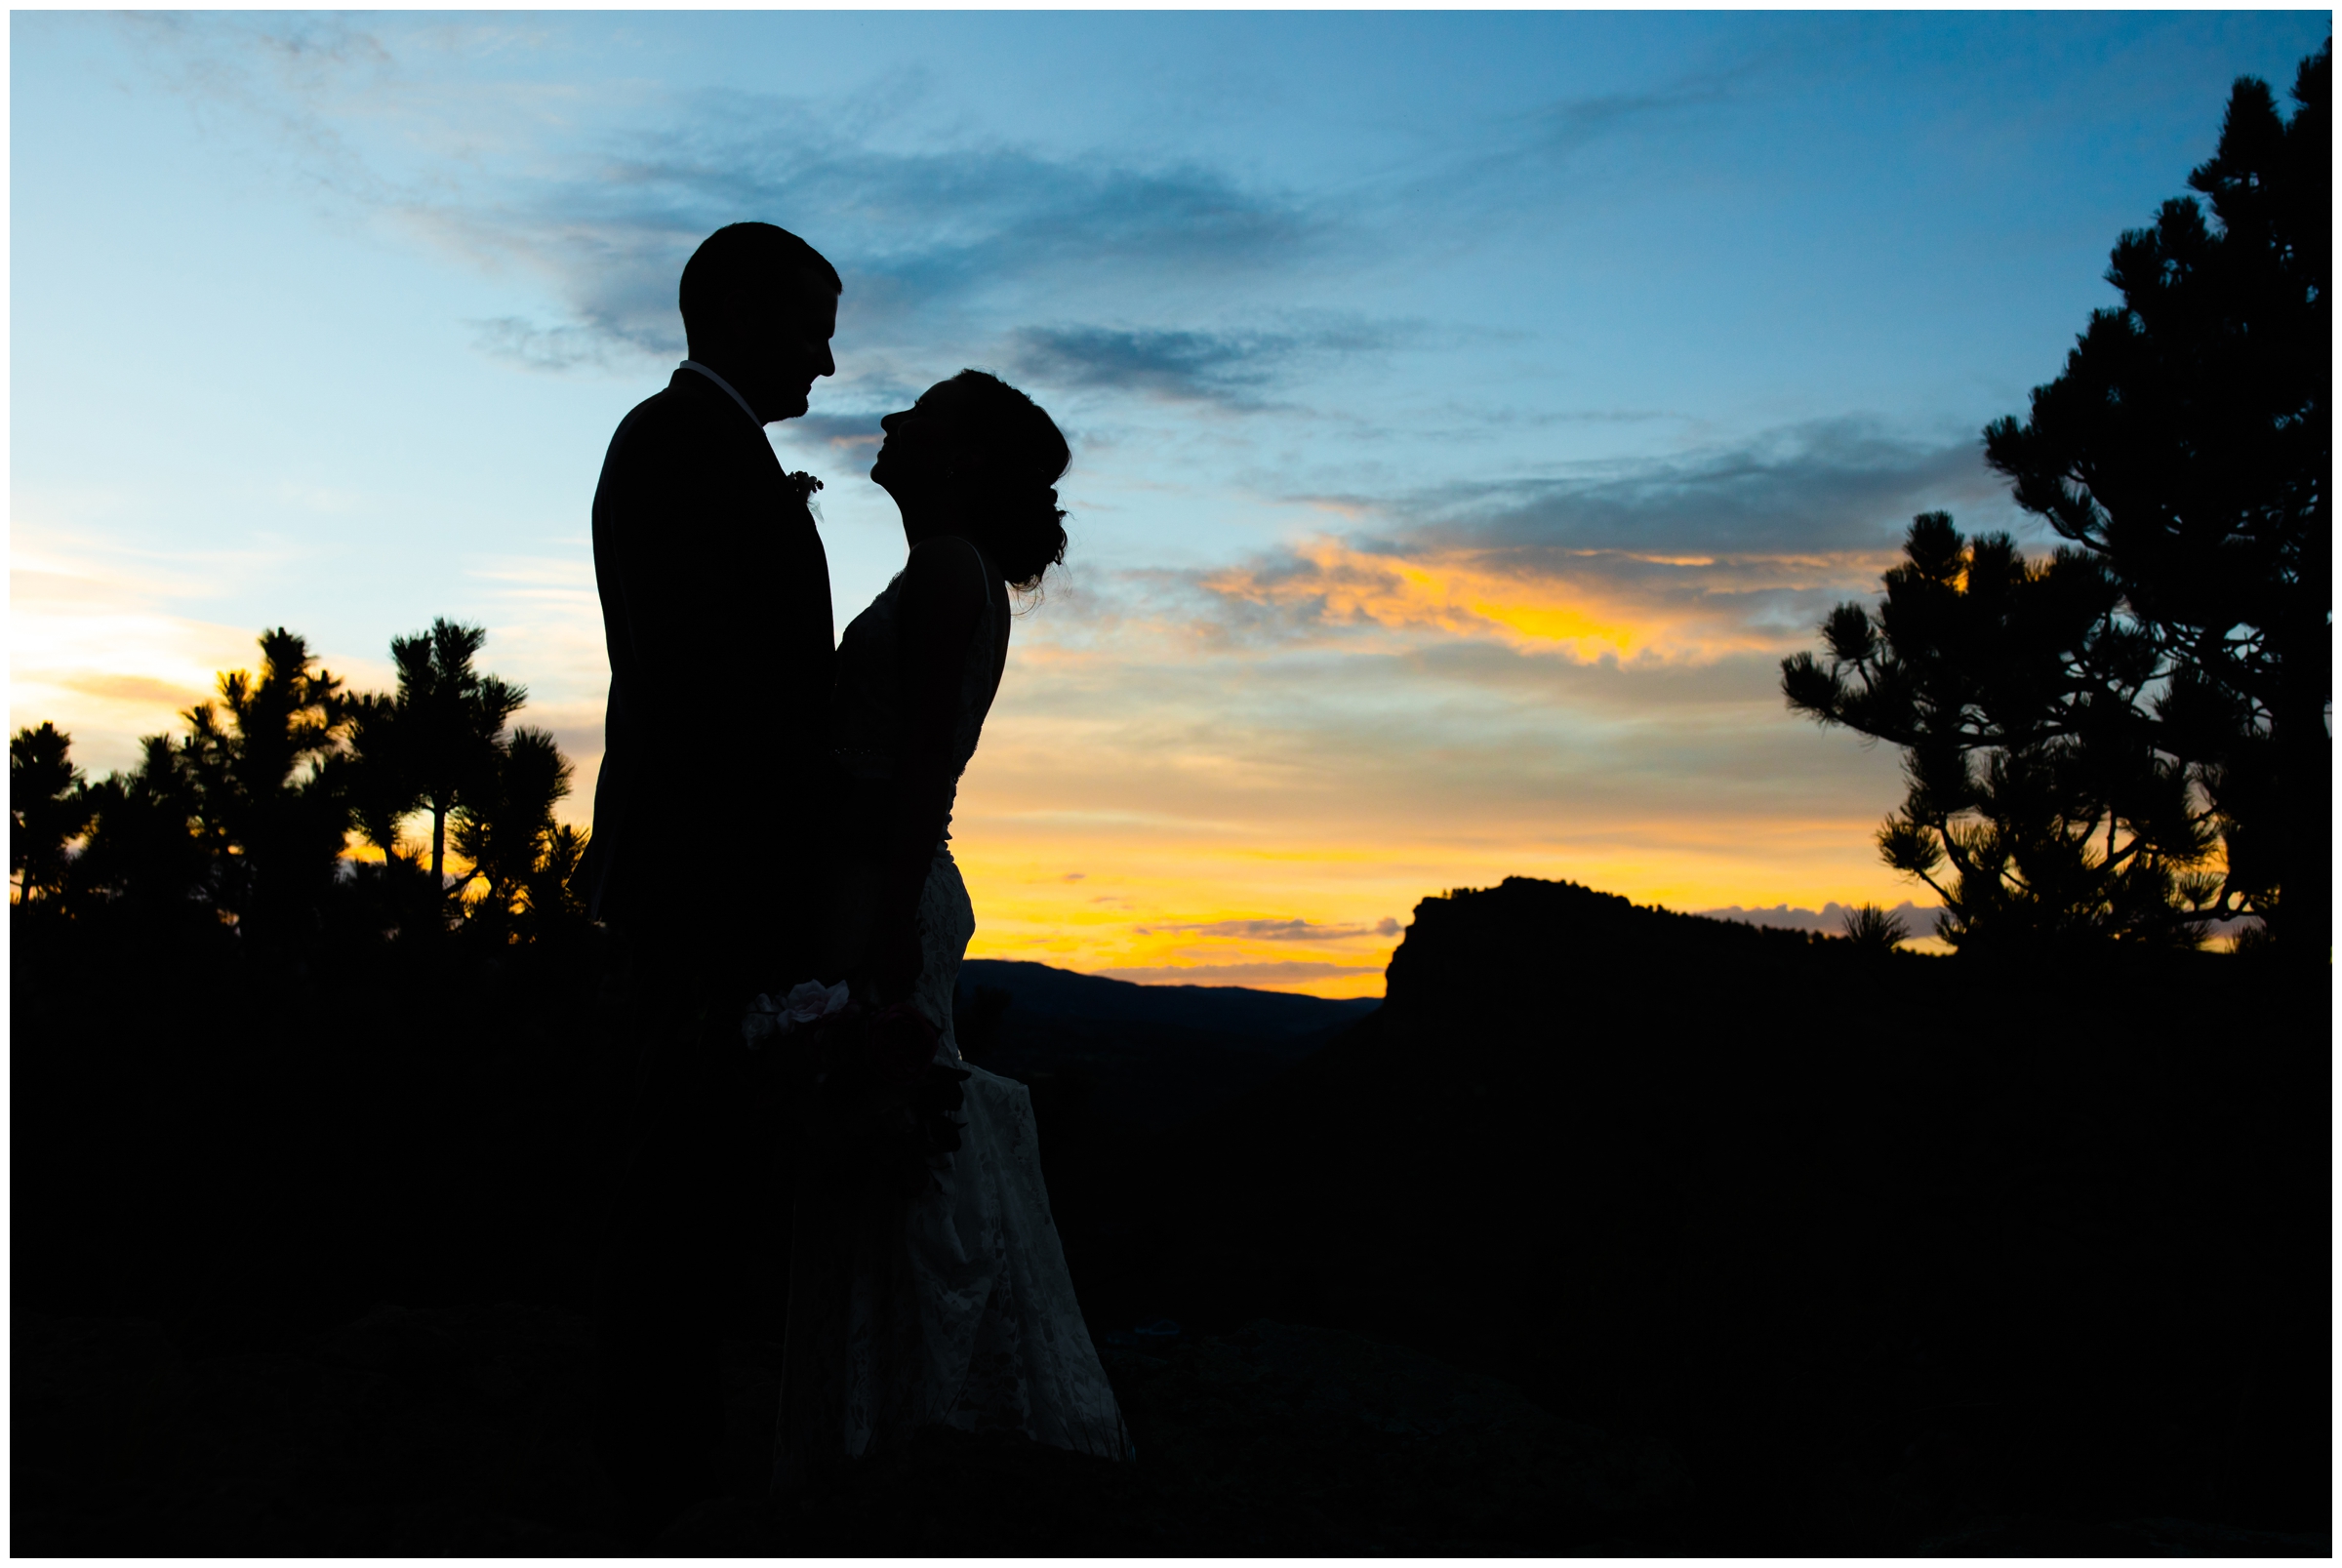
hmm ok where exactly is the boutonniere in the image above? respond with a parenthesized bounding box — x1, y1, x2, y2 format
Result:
(785, 470, 824, 508)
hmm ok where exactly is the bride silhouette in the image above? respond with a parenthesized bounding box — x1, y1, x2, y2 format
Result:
(764, 370, 1128, 1489)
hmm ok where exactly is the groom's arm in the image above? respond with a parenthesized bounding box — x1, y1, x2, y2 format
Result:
(595, 386, 830, 951)
(599, 417, 779, 898)
(603, 413, 773, 723)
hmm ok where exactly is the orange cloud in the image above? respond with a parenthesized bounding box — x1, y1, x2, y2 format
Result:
(54, 670, 214, 710)
(1200, 537, 1894, 663)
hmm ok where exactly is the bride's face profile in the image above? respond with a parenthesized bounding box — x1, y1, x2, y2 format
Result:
(870, 380, 975, 507)
(868, 372, 1065, 574)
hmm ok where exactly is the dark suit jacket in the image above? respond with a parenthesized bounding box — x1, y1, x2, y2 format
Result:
(586, 368, 835, 991)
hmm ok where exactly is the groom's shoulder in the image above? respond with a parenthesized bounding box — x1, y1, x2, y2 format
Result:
(605, 373, 750, 469)
(617, 370, 721, 437)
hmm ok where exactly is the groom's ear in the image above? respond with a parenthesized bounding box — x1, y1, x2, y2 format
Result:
(788, 267, 841, 333)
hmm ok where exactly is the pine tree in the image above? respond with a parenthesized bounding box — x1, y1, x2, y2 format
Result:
(1980, 41, 2328, 956)
(20, 620, 590, 945)
(175, 627, 354, 933)
(381, 620, 525, 892)
(448, 725, 576, 936)
(10, 722, 92, 905)
(342, 689, 420, 867)
(70, 734, 218, 920)
(1783, 514, 2220, 951)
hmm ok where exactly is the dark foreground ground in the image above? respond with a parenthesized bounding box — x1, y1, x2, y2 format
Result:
(17, 1307, 1675, 1555)
(13, 877, 2333, 1555)
(18, 1306, 2326, 1557)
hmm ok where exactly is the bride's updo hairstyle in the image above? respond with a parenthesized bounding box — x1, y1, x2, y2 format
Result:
(941, 370, 1070, 592)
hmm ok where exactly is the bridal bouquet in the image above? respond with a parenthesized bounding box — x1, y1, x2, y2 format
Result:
(745, 980, 969, 1199)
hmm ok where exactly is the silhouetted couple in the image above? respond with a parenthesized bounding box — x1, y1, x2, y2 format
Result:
(585, 221, 1124, 1539)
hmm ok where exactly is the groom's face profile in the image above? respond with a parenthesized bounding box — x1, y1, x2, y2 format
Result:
(688, 264, 838, 425)
(708, 265, 838, 423)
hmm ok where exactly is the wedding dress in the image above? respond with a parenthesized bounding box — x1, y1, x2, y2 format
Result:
(771, 555, 1128, 1489)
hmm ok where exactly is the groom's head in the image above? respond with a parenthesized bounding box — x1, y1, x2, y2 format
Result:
(681, 222, 841, 422)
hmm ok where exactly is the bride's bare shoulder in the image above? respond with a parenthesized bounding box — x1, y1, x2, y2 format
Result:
(901, 534, 990, 603)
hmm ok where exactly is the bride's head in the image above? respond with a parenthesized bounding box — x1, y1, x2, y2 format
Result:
(871, 371, 1070, 591)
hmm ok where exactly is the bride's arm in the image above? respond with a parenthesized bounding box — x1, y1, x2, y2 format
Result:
(866, 534, 990, 997)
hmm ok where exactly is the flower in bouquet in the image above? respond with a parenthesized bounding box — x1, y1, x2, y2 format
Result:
(743, 979, 850, 1050)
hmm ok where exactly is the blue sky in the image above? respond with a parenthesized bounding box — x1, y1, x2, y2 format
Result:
(12, 11, 2327, 990)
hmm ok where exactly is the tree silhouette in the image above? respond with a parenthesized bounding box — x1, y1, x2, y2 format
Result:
(67, 734, 217, 921)
(522, 822, 593, 938)
(1838, 902, 1910, 952)
(342, 689, 421, 866)
(1784, 514, 2221, 951)
(20, 633, 351, 930)
(16, 619, 589, 946)
(173, 627, 354, 935)
(1979, 41, 2328, 956)
(449, 725, 577, 936)
(10, 722, 92, 905)
(379, 619, 526, 892)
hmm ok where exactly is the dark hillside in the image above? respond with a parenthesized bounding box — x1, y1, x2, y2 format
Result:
(953, 958, 1375, 1133)
(1119, 877, 2329, 1551)
(943, 962, 1380, 1341)
(959, 958, 1380, 1036)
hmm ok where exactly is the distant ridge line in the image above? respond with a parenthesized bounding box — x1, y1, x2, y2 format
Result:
(1690, 899, 1940, 935)
(958, 957, 1381, 1034)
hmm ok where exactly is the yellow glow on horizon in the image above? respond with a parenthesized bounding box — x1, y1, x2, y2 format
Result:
(947, 796, 1934, 997)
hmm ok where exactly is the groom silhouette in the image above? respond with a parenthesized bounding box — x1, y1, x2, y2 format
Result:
(586, 221, 839, 1536)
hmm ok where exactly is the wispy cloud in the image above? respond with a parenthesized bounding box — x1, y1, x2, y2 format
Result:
(1389, 54, 1768, 223)
(468, 316, 618, 374)
(1082, 421, 2006, 664)
(1010, 316, 1410, 408)
(1134, 915, 1401, 941)
(430, 120, 1335, 363)
(1401, 418, 2000, 556)
(118, 15, 1342, 370)
(788, 412, 888, 455)
(1525, 66, 1751, 161)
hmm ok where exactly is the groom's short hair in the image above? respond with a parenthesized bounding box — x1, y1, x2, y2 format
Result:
(680, 222, 840, 337)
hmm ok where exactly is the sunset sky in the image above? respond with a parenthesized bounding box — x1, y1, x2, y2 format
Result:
(12, 11, 2328, 995)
